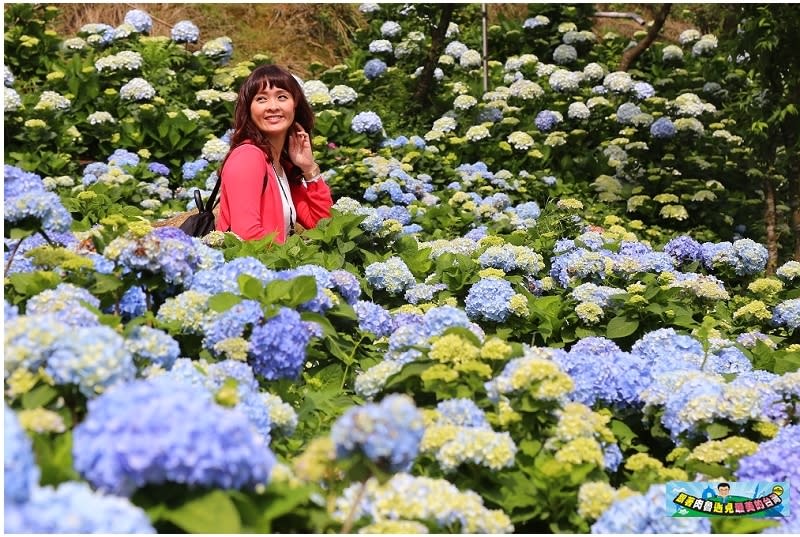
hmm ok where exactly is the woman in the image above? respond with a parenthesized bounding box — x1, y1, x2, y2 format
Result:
(215, 64, 333, 242)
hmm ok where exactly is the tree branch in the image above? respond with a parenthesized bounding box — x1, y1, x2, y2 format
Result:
(619, 4, 672, 72)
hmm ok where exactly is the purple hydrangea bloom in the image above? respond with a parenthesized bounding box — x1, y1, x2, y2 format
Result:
(331, 394, 424, 472)
(664, 235, 703, 264)
(111, 226, 203, 287)
(534, 110, 561, 132)
(632, 81, 655, 99)
(147, 162, 170, 176)
(73, 376, 274, 497)
(248, 307, 313, 380)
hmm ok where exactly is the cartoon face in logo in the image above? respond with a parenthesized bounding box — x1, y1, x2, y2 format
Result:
(772, 485, 784, 496)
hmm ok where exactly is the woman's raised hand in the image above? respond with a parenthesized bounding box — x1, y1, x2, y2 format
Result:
(287, 123, 316, 175)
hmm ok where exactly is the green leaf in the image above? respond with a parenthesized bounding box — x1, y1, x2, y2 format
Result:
(208, 292, 242, 312)
(606, 316, 639, 339)
(706, 422, 730, 440)
(162, 489, 241, 534)
(21, 384, 58, 409)
(239, 274, 264, 299)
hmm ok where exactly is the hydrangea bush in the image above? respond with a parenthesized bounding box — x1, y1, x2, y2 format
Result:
(4, 3, 799, 534)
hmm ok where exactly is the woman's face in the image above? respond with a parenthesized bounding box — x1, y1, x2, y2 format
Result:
(249, 83, 296, 139)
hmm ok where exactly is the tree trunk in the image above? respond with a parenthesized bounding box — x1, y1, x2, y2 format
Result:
(788, 162, 800, 261)
(412, 5, 455, 109)
(619, 4, 672, 72)
(764, 177, 780, 275)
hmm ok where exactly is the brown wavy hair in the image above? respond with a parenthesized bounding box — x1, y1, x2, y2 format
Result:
(227, 64, 315, 181)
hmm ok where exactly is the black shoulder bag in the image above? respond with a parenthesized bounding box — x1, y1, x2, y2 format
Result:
(179, 175, 222, 238)
(178, 163, 269, 238)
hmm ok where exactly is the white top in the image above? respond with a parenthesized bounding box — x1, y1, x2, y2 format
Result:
(272, 164, 296, 237)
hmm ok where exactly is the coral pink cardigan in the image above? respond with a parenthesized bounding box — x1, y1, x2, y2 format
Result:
(215, 143, 333, 243)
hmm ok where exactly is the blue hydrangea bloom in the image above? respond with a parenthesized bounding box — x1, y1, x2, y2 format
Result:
(630, 328, 704, 374)
(650, 116, 677, 139)
(632, 81, 656, 99)
(772, 298, 800, 330)
(365, 256, 416, 295)
(202, 299, 264, 351)
(329, 269, 361, 304)
(436, 398, 489, 428)
(118, 285, 148, 319)
(465, 278, 516, 323)
(354, 300, 394, 337)
(554, 343, 650, 408)
(592, 484, 711, 533)
(123, 9, 152, 33)
(25, 282, 100, 327)
(107, 149, 140, 167)
(125, 325, 180, 369)
(4, 481, 155, 534)
(602, 443, 623, 472)
(44, 323, 137, 397)
(4, 405, 40, 505)
(4, 166, 72, 233)
(736, 425, 799, 530)
(190, 256, 277, 295)
(422, 305, 477, 339)
(351, 111, 384, 134)
(170, 20, 199, 43)
(111, 226, 204, 287)
(535, 110, 561, 132)
(147, 162, 170, 176)
(364, 58, 387, 80)
(702, 346, 753, 375)
(664, 235, 703, 264)
(331, 394, 424, 472)
(248, 307, 313, 380)
(73, 376, 274, 497)
(404, 282, 447, 305)
(182, 158, 209, 180)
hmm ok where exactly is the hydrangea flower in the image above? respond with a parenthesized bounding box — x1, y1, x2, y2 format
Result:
(4, 405, 40, 504)
(368, 39, 393, 54)
(459, 49, 482, 69)
(171, 20, 199, 43)
(248, 307, 315, 380)
(772, 298, 800, 330)
(592, 484, 710, 533)
(465, 278, 519, 323)
(735, 425, 799, 531)
(73, 376, 274, 497)
(4, 165, 72, 233)
(380, 20, 402, 38)
(535, 110, 562, 132)
(354, 300, 394, 337)
(553, 44, 578, 64)
(630, 328, 704, 374)
(119, 77, 156, 101)
(365, 256, 416, 295)
(4, 481, 155, 534)
(123, 9, 152, 33)
(331, 394, 424, 472)
(351, 111, 383, 134)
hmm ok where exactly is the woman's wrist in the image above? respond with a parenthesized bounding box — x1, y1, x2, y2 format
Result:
(302, 163, 321, 179)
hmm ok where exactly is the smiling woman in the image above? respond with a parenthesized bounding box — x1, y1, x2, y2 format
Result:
(214, 64, 333, 243)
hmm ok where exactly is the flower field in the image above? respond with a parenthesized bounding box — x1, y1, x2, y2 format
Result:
(4, 3, 799, 534)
